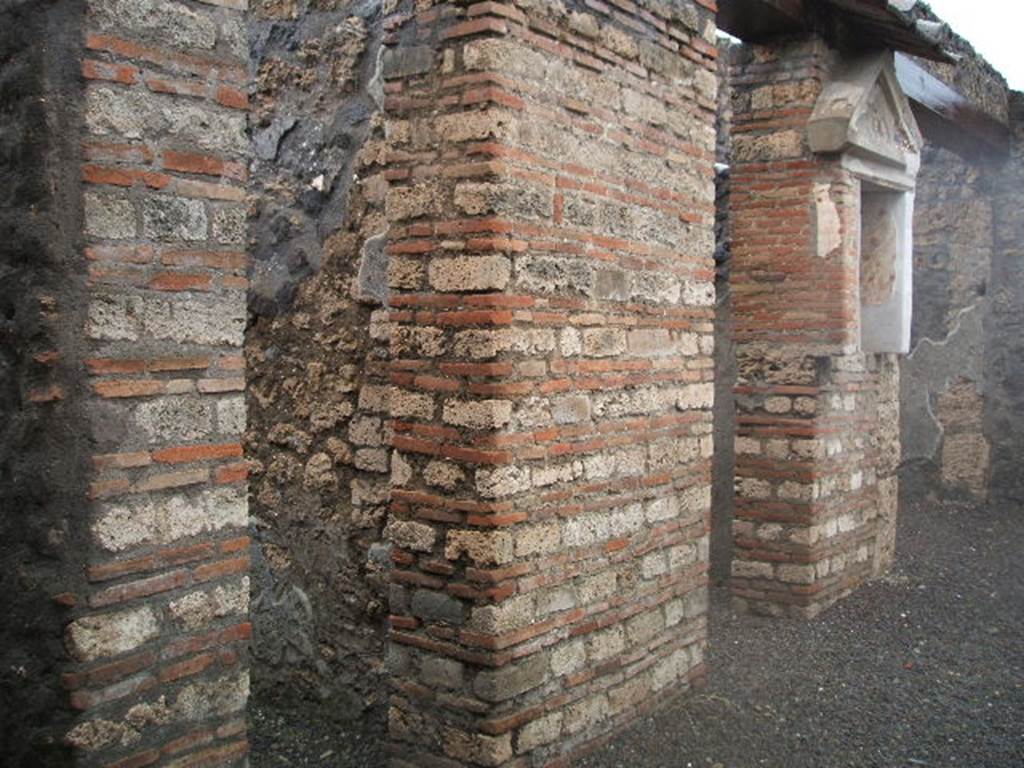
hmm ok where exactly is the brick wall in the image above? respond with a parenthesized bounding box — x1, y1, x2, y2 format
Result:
(381, 0, 718, 764)
(59, 1, 252, 765)
(728, 39, 901, 618)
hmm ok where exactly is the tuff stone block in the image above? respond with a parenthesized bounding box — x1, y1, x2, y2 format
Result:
(84, 193, 137, 240)
(473, 654, 548, 702)
(66, 607, 161, 663)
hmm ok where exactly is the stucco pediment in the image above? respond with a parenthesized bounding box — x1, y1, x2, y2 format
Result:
(809, 51, 923, 173)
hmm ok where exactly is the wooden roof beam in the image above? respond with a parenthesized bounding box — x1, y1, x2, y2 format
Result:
(894, 53, 1011, 158)
(717, 0, 807, 42)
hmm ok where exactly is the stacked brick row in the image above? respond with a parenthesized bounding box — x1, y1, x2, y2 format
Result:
(62, 1, 251, 765)
(381, 0, 718, 764)
(728, 39, 899, 618)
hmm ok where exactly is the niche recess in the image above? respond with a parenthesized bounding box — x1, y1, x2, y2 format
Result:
(860, 183, 913, 352)
(809, 51, 922, 354)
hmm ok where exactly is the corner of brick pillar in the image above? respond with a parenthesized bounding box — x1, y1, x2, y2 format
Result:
(728, 37, 901, 619)
(45, 1, 253, 765)
(381, 0, 719, 765)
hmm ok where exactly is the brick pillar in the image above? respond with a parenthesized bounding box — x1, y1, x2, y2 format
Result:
(728, 40, 910, 617)
(56, 1, 252, 764)
(382, 1, 718, 764)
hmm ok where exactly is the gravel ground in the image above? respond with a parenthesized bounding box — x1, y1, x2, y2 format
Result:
(251, 499, 1024, 767)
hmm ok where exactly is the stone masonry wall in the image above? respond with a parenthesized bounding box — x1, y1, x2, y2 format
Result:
(59, 1, 252, 765)
(897, 10, 1010, 504)
(987, 92, 1024, 504)
(729, 38, 899, 618)
(382, 0, 718, 764)
(900, 144, 994, 500)
(244, 0, 395, 717)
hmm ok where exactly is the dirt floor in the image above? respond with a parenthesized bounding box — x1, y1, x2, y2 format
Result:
(251, 498, 1024, 767)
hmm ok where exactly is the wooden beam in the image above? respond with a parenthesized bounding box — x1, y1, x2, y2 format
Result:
(717, 0, 807, 42)
(894, 53, 1011, 158)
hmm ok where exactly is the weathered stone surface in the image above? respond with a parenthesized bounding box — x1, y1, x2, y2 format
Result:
(93, 487, 246, 552)
(65, 697, 172, 753)
(423, 460, 464, 490)
(142, 196, 208, 242)
(383, 46, 433, 79)
(385, 182, 442, 220)
(419, 656, 463, 690)
(66, 607, 160, 662)
(86, 87, 247, 152)
(428, 255, 511, 292)
(134, 396, 213, 442)
(516, 711, 562, 753)
(445, 529, 514, 565)
(442, 399, 513, 430)
(563, 693, 610, 735)
(385, 520, 436, 553)
(217, 395, 247, 435)
(473, 654, 548, 702)
(169, 578, 250, 630)
(88, 0, 218, 50)
(354, 231, 389, 304)
(410, 589, 464, 625)
(475, 465, 531, 498)
(467, 594, 535, 634)
(175, 671, 249, 721)
(442, 727, 513, 767)
(212, 205, 247, 244)
(84, 193, 136, 240)
(88, 293, 245, 346)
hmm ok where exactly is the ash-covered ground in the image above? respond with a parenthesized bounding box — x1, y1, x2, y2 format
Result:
(252, 498, 1024, 767)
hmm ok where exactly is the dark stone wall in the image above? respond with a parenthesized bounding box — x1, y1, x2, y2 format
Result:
(245, 0, 395, 719)
(986, 92, 1024, 505)
(900, 143, 995, 500)
(0, 0, 88, 764)
(897, 7, 1022, 504)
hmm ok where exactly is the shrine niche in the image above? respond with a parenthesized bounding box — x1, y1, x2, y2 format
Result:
(809, 51, 923, 353)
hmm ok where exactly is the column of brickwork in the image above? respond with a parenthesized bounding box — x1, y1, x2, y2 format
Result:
(61, 1, 252, 765)
(728, 39, 900, 618)
(382, 0, 718, 765)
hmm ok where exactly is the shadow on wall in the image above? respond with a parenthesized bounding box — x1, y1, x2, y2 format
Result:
(711, 41, 735, 585)
(0, 1, 89, 765)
